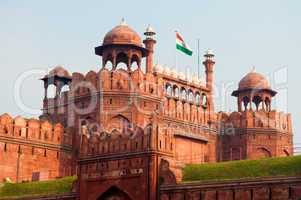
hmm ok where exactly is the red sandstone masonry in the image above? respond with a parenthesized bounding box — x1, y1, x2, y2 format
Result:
(0, 22, 295, 200)
(0, 114, 72, 183)
(160, 176, 301, 200)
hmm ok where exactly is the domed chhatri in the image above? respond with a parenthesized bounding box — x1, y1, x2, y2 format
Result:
(95, 19, 150, 71)
(232, 69, 277, 112)
(232, 69, 276, 97)
(47, 66, 71, 78)
(103, 20, 142, 47)
(238, 71, 270, 90)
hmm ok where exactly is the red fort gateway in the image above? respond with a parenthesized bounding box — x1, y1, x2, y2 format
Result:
(0, 21, 294, 200)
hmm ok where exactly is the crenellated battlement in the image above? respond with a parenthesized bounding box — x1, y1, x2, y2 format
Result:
(43, 68, 164, 109)
(80, 125, 153, 157)
(43, 66, 211, 105)
(0, 113, 72, 146)
(218, 110, 292, 133)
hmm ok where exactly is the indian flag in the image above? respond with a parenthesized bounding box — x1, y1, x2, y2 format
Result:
(176, 31, 193, 56)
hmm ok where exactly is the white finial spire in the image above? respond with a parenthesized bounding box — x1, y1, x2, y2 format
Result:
(251, 66, 256, 72)
(204, 49, 215, 58)
(144, 24, 156, 38)
(120, 18, 127, 26)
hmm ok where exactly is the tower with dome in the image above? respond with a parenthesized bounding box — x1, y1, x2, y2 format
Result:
(0, 20, 294, 199)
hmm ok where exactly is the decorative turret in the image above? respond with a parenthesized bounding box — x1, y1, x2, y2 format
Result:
(41, 66, 72, 99)
(203, 49, 215, 91)
(143, 24, 156, 74)
(95, 19, 148, 71)
(232, 69, 277, 112)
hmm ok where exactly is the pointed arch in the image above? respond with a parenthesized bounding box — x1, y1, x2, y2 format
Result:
(256, 147, 272, 158)
(131, 54, 140, 71)
(252, 95, 262, 111)
(116, 52, 129, 71)
(106, 115, 131, 133)
(103, 53, 114, 70)
(242, 96, 250, 111)
(97, 186, 132, 200)
(173, 85, 179, 98)
(165, 83, 172, 96)
(47, 84, 56, 98)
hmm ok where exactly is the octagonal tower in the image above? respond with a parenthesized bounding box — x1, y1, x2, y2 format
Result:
(218, 69, 293, 161)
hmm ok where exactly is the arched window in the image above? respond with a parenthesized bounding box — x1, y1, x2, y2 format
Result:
(116, 52, 128, 70)
(131, 54, 140, 71)
(202, 93, 207, 108)
(165, 84, 172, 96)
(242, 96, 250, 111)
(131, 61, 139, 71)
(104, 60, 113, 71)
(188, 90, 194, 102)
(265, 97, 271, 111)
(47, 84, 56, 98)
(181, 88, 187, 101)
(195, 93, 201, 106)
(173, 86, 179, 98)
(253, 96, 262, 110)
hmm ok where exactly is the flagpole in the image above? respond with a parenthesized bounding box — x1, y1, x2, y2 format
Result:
(197, 38, 200, 79)
(175, 30, 178, 71)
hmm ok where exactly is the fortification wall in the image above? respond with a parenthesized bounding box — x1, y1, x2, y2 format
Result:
(160, 176, 301, 200)
(0, 114, 73, 183)
(218, 110, 293, 161)
(218, 110, 292, 132)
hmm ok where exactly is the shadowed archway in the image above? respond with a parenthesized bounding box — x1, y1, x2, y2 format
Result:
(97, 186, 132, 200)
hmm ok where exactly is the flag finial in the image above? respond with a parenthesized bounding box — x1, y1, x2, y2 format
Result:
(120, 18, 127, 26)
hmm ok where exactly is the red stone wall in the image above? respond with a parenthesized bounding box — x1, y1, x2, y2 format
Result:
(79, 155, 157, 200)
(0, 114, 73, 183)
(174, 137, 207, 164)
(160, 177, 301, 200)
(218, 110, 293, 161)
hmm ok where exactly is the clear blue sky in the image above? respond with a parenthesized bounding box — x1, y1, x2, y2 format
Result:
(0, 0, 300, 147)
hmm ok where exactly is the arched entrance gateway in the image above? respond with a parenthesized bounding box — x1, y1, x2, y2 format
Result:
(97, 186, 132, 200)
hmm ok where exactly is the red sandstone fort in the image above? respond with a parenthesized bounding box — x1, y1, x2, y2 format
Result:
(0, 21, 295, 200)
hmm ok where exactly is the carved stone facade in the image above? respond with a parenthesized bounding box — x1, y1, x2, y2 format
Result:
(0, 21, 294, 199)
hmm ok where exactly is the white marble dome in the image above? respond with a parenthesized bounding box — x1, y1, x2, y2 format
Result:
(163, 67, 171, 76)
(178, 72, 186, 80)
(153, 63, 163, 73)
(171, 68, 178, 78)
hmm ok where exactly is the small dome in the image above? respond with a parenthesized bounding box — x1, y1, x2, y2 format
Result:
(153, 63, 163, 73)
(163, 67, 171, 75)
(103, 21, 142, 47)
(48, 66, 70, 78)
(239, 71, 270, 90)
(171, 68, 178, 78)
(178, 72, 185, 80)
(192, 76, 199, 84)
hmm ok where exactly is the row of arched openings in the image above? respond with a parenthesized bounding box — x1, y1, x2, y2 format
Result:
(241, 95, 271, 111)
(103, 52, 141, 71)
(165, 83, 207, 107)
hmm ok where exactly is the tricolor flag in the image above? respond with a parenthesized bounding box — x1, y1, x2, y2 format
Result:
(176, 31, 193, 56)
